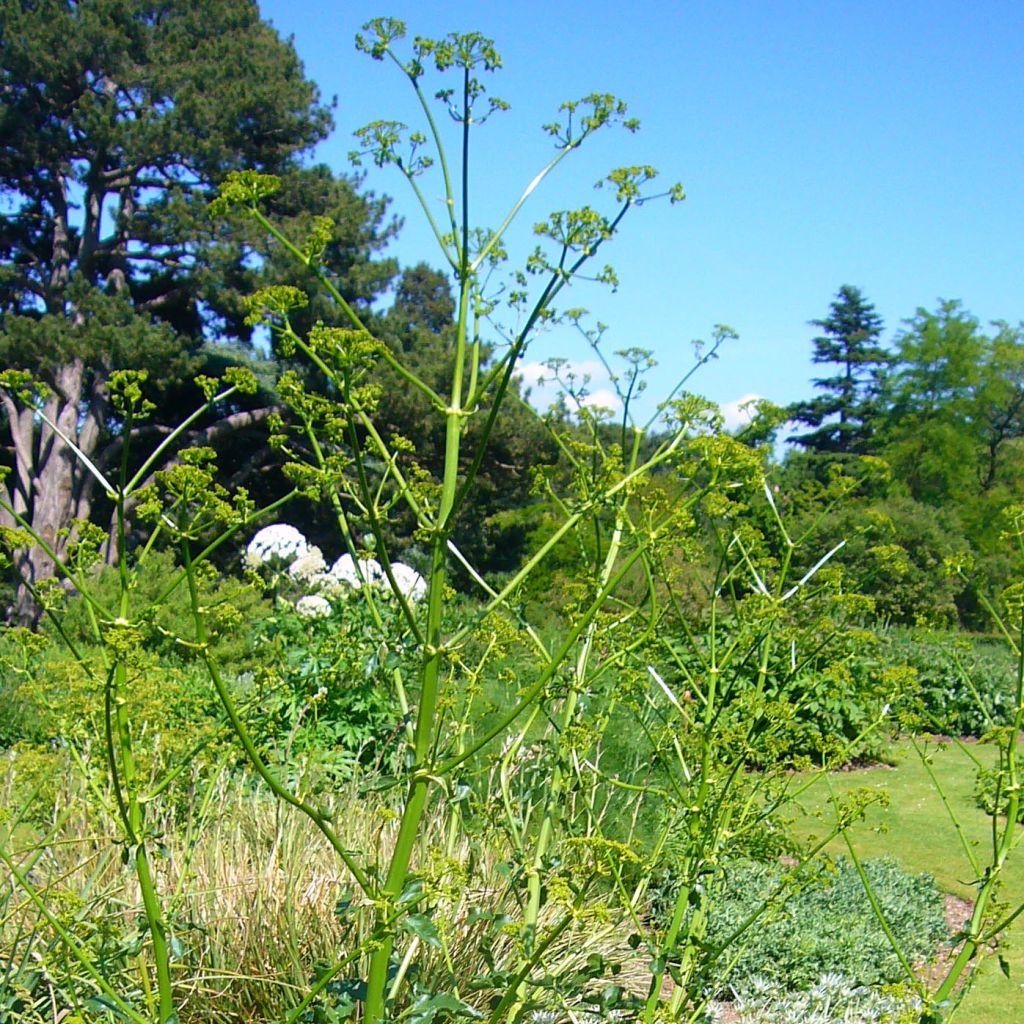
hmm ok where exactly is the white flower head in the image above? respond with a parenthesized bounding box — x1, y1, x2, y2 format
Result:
(295, 594, 332, 619)
(329, 553, 383, 589)
(310, 571, 346, 598)
(289, 546, 326, 583)
(245, 524, 309, 567)
(385, 562, 427, 604)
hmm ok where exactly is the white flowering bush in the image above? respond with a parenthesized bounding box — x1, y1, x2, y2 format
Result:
(328, 552, 383, 590)
(295, 594, 332, 619)
(245, 528, 427, 615)
(238, 528, 428, 778)
(386, 561, 427, 603)
(244, 523, 310, 567)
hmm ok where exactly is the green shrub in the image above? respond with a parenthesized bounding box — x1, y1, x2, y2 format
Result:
(243, 595, 408, 781)
(784, 497, 970, 628)
(51, 547, 273, 671)
(0, 638, 228, 816)
(655, 857, 947, 994)
(878, 628, 1018, 737)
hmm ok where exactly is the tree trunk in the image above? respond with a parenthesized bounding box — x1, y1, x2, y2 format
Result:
(7, 359, 94, 624)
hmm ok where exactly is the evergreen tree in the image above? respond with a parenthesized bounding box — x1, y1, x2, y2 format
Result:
(0, 0, 395, 620)
(787, 285, 889, 454)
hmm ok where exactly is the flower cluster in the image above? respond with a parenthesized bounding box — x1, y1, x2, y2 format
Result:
(245, 524, 309, 567)
(289, 547, 327, 583)
(245, 524, 427, 610)
(295, 594, 332, 619)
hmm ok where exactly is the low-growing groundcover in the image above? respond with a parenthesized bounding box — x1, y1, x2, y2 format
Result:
(793, 739, 1024, 1024)
(652, 857, 947, 998)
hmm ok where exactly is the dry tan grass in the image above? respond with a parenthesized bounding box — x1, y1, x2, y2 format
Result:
(2, 760, 649, 1023)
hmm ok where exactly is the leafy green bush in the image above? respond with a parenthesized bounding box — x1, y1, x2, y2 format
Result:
(242, 596, 407, 781)
(51, 547, 273, 671)
(877, 628, 1018, 737)
(0, 638, 228, 817)
(790, 497, 970, 627)
(656, 858, 947, 993)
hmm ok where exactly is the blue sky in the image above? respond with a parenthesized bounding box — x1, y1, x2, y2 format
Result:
(259, 0, 1024, 426)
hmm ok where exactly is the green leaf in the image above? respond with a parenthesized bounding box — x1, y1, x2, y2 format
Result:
(82, 996, 136, 1022)
(401, 913, 441, 948)
(335, 891, 356, 918)
(397, 876, 425, 908)
(406, 991, 483, 1024)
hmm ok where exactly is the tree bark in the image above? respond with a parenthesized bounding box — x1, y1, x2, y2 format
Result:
(8, 359, 91, 623)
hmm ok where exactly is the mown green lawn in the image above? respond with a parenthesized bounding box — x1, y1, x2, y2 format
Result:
(791, 737, 1024, 1022)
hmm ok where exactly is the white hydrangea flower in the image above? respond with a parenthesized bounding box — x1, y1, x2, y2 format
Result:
(385, 562, 427, 603)
(329, 553, 383, 589)
(288, 546, 326, 583)
(245, 524, 309, 567)
(295, 594, 332, 619)
(310, 571, 347, 599)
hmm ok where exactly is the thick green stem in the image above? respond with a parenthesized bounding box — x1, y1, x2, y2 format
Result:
(362, 103, 477, 1018)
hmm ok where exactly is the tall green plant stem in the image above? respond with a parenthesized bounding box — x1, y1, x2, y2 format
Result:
(104, 409, 176, 1024)
(362, 83, 477, 1016)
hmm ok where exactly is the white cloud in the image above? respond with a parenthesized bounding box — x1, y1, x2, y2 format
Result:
(718, 393, 762, 432)
(517, 361, 548, 390)
(516, 359, 623, 415)
(581, 388, 621, 411)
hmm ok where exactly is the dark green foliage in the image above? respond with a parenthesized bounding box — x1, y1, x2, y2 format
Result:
(244, 598, 407, 780)
(50, 548, 272, 667)
(880, 301, 993, 504)
(656, 858, 948, 993)
(879, 628, 1018, 738)
(0, 0, 397, 621)
(788, 286, 890, 454)
(807, 497, 971, 627)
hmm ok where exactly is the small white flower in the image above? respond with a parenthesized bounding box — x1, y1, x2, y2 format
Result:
(289, 546, 326, 583)
(246, 524, 309, 566)
(329, 553, 383, 589)
(310, 571, 347, 598)
(385, 562, 427, 603)
(295, 594, 332, 619)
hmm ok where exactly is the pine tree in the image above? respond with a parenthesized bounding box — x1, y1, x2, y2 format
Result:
(0, 0, 395, 620)
(787, 285, 889, 454)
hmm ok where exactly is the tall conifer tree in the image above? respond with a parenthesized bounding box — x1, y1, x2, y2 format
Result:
(0, 0, 395, 619)
(788, 285, 889, 454)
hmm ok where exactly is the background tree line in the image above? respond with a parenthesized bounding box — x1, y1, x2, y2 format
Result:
(1, 0, 1020, 632)
(0, 0, 549, 622)
(782, 284, 1024, 627)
